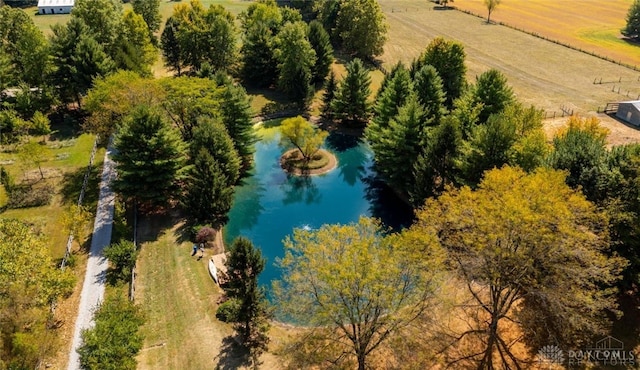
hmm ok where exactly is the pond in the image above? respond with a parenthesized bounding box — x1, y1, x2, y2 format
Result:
(224, 123, 414, 286)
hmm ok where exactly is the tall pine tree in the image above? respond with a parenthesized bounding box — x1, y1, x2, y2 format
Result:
(113, 105, 188, 208)
(331, 58, 371, 126)
(414, 64, 447, 126)
(191, 118, 241, 186)
(218, 84, 256, 173)
(307, 20, 333, 85)
(321, 70, 337, 120)
(160, 16, 183, 76)
(185, 148, 235, 227)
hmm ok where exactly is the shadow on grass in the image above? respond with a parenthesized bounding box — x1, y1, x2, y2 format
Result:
(48, 108, 88, 141)
(137, 210, 187, 245)
(215, 336, 252, 370)
(59, 164, 102, 207)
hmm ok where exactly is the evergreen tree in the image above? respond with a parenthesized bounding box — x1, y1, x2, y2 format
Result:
(226, 237, 270, 353)
(321, 70, 337, 119)
(370, 94, 426, 195)
(623, 0, 640, 40)
(461, 109, 517, 186)
(49, 17, 114, 106)
(113, 105, 188, 209)
(240, 23, 278, 87)
(414, 64, 447, 126)
(412, 115, 462, 205)
(185, 148, 235, 227)
(307, 20, 333, 85)
(370, 65, 412, 134)
(160, 16, 183, 76)
(191, 118, 241, 186)
(275, 21, 316, 103)
(473, 68, 514, 123)
(419, 37, 467, 108)
(218, 84, 256, 172)
(332, 58, 371, 125)
(375, 61, 406, 102)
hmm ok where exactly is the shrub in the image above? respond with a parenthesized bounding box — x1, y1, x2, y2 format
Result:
(6, 184, 54, 209)
(103, 241, 138, 283)
(195, 226, 216, 244)
(216, 298, 240, 323)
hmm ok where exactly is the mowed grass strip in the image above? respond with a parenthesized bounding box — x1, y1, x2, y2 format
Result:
(135, 220, 234, 370)
(451, 0, 639, 67)
(379, 1, 640, 115)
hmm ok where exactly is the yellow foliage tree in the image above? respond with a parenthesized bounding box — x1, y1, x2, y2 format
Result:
(412, 166, 624, 368)
(280, 116, 328, 163)
(275, 217, 445, 370)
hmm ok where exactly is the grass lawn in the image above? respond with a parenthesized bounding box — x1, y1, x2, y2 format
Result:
(0, 133, 104, 258)
(134, 216, 284, 369)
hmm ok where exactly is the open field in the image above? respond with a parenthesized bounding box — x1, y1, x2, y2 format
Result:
(380, 0, 640, 144)
(452, 0, 639, 68)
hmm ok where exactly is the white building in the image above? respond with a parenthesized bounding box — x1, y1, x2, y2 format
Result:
(616, 100, 640, 127)
(37, 0, 74, 14)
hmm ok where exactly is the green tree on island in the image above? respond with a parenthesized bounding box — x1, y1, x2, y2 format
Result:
(281, 116, 328, 165)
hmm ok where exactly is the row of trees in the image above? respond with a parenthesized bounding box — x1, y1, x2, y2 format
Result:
(0, 0, 158, 111)
(83, 71, 255, 227)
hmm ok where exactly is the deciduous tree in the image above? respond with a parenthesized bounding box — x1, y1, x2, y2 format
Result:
(281, 116, 328, 163)
(413, 166, 623, 368)
(132, 0, 161, 42)
(0, 219, 75, 368)
(275, 217, 444, 370)
(78, 295, 144, 370)
(484, 0, 501, 23)
(275, 21, 316, 102)
(418, 37, 466, 108)
(335, 0, 388, 60)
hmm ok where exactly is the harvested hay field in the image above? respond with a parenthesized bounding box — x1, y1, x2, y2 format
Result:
(380, 0, 640, 145)
(453, 0, 639, 68)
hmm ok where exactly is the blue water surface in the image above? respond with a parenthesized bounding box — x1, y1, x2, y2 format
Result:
(224, 124, 413, 287)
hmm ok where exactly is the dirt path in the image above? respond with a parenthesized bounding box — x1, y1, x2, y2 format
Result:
(66, 144, 116, 370)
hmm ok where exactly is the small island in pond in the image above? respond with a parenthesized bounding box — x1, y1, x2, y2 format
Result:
(280, 148, 337, 176)
(279, 116, 337, 176)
